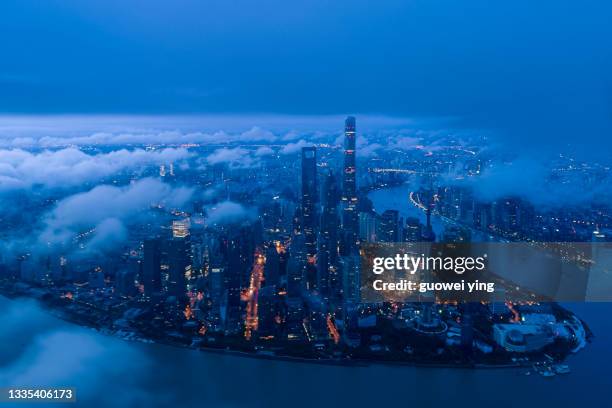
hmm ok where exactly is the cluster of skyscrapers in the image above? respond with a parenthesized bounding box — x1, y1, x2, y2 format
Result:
(2, 114, 608, 354)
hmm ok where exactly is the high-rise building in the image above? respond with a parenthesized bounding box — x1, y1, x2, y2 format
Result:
(422, 191, 436, 242)
(340, 254, 360, 304)
(404, 217, 422, 242)
(222, 227, 256, 331)
(224, 237, 245, 331)
(442, 225, 471, 242)
(172, 218, 190, 238)
(143, 238, 162, 295)
(359, 212, 379, 243)
(379, 210, 399, 242)
(301, 147, 318, 259)
(167, 237, 191, 299)
(318, 170, 340, 297)
(474, 202, 493, 231)
(117, 269, 137, 297)
(342, 116, 359, 253)
(287, 234, 306, 297)
(493, 198, 520, 233)
(264, 245, 281, 287)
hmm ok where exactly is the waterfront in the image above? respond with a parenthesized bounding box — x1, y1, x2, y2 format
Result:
(368, 182, 442, 234)
(1, 295, 609, 408)
(368, 182, 503, 243)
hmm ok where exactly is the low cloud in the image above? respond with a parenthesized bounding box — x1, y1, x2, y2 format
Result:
(254, 146, 274, 157)
(281, 130, 301, 141)
(87, 218, 128, 252)
(0, 298, 165, 407)
(238, 126, 277, 142)
(205, 147, 258, 168)
(0, 147, 191, 193)
(206, 201, 255, 225)
(358, 143, 383, 158)
(280, 140, 312, 155)
(388, 136, 423, 150)
(452, 158, 612, 208)
(39, 178, 193, 250)
(0, 124, 282, 148)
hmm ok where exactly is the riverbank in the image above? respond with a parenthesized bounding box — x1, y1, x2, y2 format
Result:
(0, 288, 577, 371)
(2, 289, 610, 408)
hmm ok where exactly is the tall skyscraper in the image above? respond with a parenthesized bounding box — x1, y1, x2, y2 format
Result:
(143, 238, 162, 295)
(222, 226, 256, 332)
(287, 234, 306, 297)
(264, 245, 281, 287)
(342, 116, 359, 253)
(167, 236, 191, 299)
(318, 170, 340, 297)
(340, 254, 360, 304)
(301, 147, 318, 260)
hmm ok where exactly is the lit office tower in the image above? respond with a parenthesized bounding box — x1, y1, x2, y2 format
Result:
(143, 239, 162, 295)
(172, 218, 190, 238)
(301, 147, 318, 260)
(222, 227, 256, 332)
(342, 116, 359, 253)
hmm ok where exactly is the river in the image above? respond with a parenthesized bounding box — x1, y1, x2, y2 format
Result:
(368, 182, 503, 242)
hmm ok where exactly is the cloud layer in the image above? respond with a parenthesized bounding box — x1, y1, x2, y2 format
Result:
(0, 298, 163, 407)
(206, 201, 255, 226)
(39, 178, 193, 250)
(0, 147, 191, 193)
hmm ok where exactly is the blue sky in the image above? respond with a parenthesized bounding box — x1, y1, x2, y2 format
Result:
(1, 0, 611, 157)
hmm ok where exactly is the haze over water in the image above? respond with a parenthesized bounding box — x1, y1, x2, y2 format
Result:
(2, 296, 610, 407)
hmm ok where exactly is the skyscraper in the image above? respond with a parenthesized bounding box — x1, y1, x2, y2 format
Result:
(117, 269, 137, 297)
(264, 244, 281, 287)
(342, 116, 359, 253)
(318, 170, 340, 297)
(167, 236, 191, 299)
(301, 146, 318, 260)
(222, 226, 257, 332)
(287, 234, 306, 297)
(404, 217, 422, 242)
(340, 254, 360, 304)
(379, 210, 399, 242)
(143, 238, 161, 295)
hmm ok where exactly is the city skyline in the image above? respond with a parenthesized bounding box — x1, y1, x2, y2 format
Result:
(0, 113, 609, 407)
(2, 114, 607, 324)
(1, 1, 611, 406)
